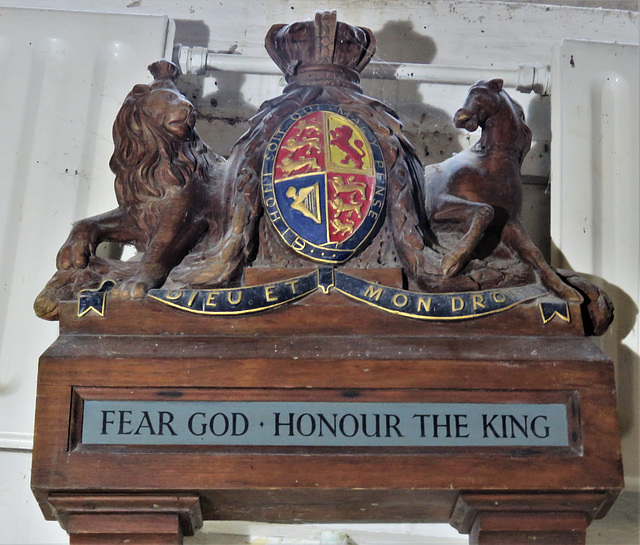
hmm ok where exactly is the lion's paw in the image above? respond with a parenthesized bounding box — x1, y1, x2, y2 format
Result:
(111, 279, 149, 300)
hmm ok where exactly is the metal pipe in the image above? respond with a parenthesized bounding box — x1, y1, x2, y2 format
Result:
(174, 45, 552, 95)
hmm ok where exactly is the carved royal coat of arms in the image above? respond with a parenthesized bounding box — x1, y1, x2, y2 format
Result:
(33, 11, 613, 335)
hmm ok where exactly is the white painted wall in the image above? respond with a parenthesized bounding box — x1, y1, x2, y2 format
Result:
(550, 39, 640, 495)
(0, 1, 637, 543)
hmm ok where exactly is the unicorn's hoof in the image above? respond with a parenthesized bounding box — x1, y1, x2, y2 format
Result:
(442, 255, 463, 278)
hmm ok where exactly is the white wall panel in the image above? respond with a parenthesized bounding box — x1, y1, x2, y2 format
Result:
(551, 39, 640, 489)
(0, 5, 172, 445)
(0, 8, 172, 544)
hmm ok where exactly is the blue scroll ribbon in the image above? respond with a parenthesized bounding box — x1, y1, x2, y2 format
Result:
(77, 280, 116, 317)
(76, 268, 570, 324)
(147, 270, 319, 316)
(539, 299, 571, 324)
(143, 268, 567, 323)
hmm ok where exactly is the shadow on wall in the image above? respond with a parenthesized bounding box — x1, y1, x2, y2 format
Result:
(525, 94, 551, 177)
(593, 278, 639, 441)
(552, 243, 639, 484)
(587, 489, 639, 544)
(171, 19, 464, 163)
(364, 20, 463, 166)
(173, 19, 256, 157)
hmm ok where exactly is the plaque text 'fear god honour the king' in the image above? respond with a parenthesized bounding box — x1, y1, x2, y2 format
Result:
(81, 400, 572, 448)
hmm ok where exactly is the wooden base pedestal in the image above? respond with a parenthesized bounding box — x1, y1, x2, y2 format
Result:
(48, 495, 201, 544)
(453, 493, 613, 544)
(31, 293, 623, 544)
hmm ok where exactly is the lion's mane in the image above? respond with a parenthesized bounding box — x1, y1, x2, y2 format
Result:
(108, 83, 217, 242)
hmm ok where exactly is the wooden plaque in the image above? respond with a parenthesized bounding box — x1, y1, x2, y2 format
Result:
(31, 293, 623, 544)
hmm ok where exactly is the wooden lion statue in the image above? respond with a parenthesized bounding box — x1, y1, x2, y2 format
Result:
(34, 60, 225, 320)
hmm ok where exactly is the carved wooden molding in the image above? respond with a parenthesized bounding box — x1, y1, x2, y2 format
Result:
(48, 494, 202, 544)
(451, 491, 614, 544)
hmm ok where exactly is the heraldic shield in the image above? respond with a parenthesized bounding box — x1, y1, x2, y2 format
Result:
(262, 104, 386, 264)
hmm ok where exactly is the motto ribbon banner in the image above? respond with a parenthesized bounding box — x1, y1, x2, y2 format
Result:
(140, 268, 562, 322)
(147, 270, 319, 316)
(332, 270, 550, 320)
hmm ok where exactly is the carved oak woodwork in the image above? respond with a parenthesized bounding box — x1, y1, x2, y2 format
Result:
(30, 10, 623, 545)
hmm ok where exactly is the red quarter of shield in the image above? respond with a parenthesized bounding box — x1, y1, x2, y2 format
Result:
(326, 173, 376, 243)
(274, 112, 325, 180)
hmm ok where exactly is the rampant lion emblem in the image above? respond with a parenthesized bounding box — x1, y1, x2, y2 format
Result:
(329, 125, 366, 169)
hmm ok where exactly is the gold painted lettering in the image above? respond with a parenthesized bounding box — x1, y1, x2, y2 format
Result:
(392, 293, 408, 308)
(205, 291, 219, 307)
(269, 209, 282, 221)
(265, 197, 276, 208)
(364, 284, 383, 301)
(417, 297, 432, 312)
(452, 297, 465, 312)
(165, 290, 183, 301)
(492, 291, 507, 303)
(285, 279, 300, 294)
(291, 237, 306, 250)
(227, 290, 242, 305)
(472, 294, 486, 310)
(265, 285, 278, 302)
(187, 291, 198, 307)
